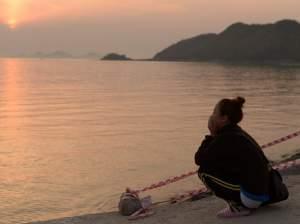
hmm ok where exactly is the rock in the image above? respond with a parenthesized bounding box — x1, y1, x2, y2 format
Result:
(101, 53, 132, 61)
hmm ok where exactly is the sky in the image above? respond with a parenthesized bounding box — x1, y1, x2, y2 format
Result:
(0, 0, 299, 58)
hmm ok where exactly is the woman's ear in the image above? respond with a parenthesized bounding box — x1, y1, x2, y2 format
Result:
(220, 115, 229, 125)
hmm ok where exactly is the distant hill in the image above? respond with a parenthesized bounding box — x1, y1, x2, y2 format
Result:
(29, 51, 73, 58)
(153, 20, 300, 62)
(80, 52, 104, 59)
(101, 53, 132, 61)
(1, 51, 105, 59)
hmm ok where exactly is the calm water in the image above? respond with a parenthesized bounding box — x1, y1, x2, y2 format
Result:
(0, 59, 299, 223)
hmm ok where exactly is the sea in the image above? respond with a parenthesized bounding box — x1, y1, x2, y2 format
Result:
(0, 58, 299, 224)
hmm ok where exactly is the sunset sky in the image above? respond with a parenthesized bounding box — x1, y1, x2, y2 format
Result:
(0, 0, 299, 58)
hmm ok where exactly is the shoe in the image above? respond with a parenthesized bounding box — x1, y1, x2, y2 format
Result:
(217, 206, 251, 218)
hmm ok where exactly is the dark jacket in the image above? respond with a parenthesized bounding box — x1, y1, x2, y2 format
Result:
(195, 124, 270, 195)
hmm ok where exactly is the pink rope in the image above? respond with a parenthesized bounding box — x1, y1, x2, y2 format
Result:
(261, 130, 300, 149)
(132, 130, 300, 194)
(169, 159, 300, 203)
(273, 159, 300, 171)
(127, 158, 300, 220)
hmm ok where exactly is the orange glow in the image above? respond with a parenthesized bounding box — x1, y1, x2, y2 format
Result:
(0, 0, 183, 28)
(7, 19, 17, 29)
(4, 0, 23, 29)
(0, 0, 299, 30)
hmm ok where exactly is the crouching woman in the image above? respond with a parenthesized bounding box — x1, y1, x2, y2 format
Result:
(195, 97, 272, 218)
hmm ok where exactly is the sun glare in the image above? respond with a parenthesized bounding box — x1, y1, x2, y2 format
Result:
(7, 19, 17, 29)
(5, 0, 23, 29)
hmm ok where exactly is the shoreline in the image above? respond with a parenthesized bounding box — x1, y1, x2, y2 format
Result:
(28, 153, 300, 224)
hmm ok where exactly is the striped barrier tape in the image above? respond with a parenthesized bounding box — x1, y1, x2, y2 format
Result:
(273, 158, 300, 171)
(169, 158, 300, 203)
(261, 130, 300, 149)
(132, 130, 300, 194)
(127, 158, 300, 220)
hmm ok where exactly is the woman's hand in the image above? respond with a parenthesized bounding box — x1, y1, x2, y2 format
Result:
(208, 115, 217, 136)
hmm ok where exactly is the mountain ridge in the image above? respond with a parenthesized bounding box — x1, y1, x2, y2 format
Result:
(153, 19, 300, 62)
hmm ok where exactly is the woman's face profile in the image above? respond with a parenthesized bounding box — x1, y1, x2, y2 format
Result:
(209, 103, 229, 133)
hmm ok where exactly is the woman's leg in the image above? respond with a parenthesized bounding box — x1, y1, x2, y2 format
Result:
(200, 173, 241, 202)
(200, 173, 251, 218)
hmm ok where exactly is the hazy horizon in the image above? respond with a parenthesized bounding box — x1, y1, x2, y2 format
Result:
(0, 0, 300, 58)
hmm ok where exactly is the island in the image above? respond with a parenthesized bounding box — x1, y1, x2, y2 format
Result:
(153, 19, 300, 62)
(101, 53, 132, 61)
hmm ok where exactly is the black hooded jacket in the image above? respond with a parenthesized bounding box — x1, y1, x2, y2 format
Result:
(195, 124, 270, 195)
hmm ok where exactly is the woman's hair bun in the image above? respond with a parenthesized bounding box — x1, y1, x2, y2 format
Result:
(218, 96, 245, 124)
(235, 96, 245, 108)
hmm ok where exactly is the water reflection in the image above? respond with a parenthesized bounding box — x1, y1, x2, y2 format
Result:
(0, 59, 24, 134)
(0, 59, 33, 224)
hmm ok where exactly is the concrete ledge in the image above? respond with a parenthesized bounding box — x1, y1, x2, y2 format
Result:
(29, 171, 300, 224)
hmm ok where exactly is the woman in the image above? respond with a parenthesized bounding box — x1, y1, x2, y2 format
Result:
(194, 97, 270, 218)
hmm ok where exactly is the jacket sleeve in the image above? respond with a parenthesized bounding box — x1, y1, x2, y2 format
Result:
(194, 135, 214, 166)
